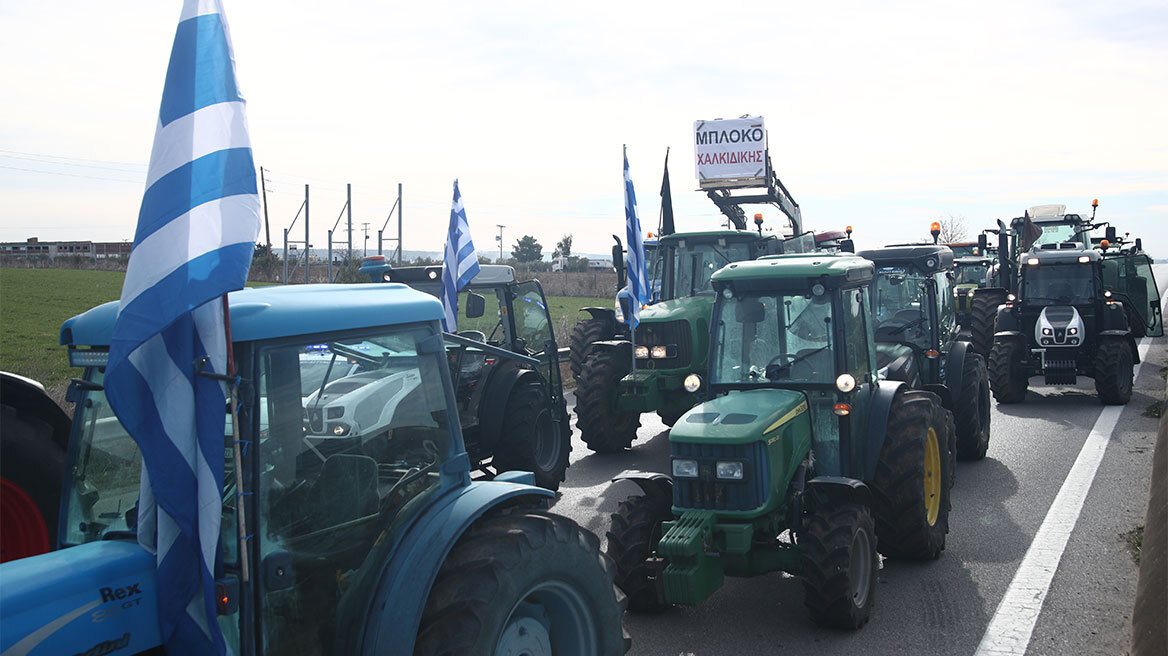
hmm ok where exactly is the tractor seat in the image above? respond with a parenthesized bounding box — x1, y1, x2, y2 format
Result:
(790, 347, 833, 381)
(875, 343, 920, 386)
(309, 454, 379, 527)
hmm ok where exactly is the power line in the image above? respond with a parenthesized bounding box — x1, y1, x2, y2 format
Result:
(0, 148, 146, 169)
(0, 153, 147, 173)
(0, 164, 143, 184)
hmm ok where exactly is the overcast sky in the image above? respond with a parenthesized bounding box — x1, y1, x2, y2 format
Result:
(2, 1, 1165, 257)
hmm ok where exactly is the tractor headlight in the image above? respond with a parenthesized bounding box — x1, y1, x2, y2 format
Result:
(634, 345, 649, 359)
(835, 373, 856, 393)
(967, 289, 975, 298)
(715, 461, 744, 480)
(1042, 327, 1053, 336)
(683, 373, 702, 392)
(672, 458, 699, 478)
(331, 423, 349, 436)
(651, 345, 675, 359)
(1067, 327, 1078, 335)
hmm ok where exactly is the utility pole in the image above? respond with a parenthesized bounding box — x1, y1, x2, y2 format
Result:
(304, 184, 310, 284)
(260, 166, 271, 248)
(496, 224, 506, 262)
(362, 222, 371, 258)
(346, 183, 352, 259)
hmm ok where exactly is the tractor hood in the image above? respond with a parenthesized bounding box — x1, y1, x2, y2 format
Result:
(638, 295, 715, 324)
(672, 389, 808, 446)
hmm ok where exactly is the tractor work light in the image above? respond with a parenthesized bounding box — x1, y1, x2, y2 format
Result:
(68, 348, 109, 368)
(1007, 293, 1017, 302)
(1027, 257, 1040, 266)
(1078, 255, 1090, 263)
(967, 290, 975, 297)
(835, 373, 856, 393)
(634, 345, 649, 359)
(716, 461, 744, 480)
(672, 458, 699, 478)
(1104, 290, 1112, 298)
(684, 373, 702, 393)
(832, 402, 852, 417)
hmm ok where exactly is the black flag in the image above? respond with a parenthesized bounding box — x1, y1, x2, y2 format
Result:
(1020, 211, 1043, 252)
(660, 148, 675, 235)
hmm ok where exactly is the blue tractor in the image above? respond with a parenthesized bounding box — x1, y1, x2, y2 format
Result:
(0, 283, 628, 655)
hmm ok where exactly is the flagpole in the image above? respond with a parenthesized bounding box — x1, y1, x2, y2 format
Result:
(222, 295, 250, 583)
(625, 144, 637, 378)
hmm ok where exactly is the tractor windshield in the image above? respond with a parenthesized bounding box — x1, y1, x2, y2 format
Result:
(1022, 262, 1095, 304)
(258, 323, 453, 654)
(665, 239, 752, 300)
(711, 291, 835, 385)
(871, 268, 932, 349)
(954, 262, 990, 286)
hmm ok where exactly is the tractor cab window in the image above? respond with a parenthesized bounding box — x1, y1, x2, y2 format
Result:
(935, 272, 954, 336)
(257, 324, 452, 655)
(871, 267, 932, 349)
(1022, 263, 1095, 304)
(667, 239, 752, 300)
(512, 280, 553, 354)
(455, 288, 504, 343)
(1016, 220, 1083, 254)
(954, 262, 989, 286)
(712, 290, 835, 385)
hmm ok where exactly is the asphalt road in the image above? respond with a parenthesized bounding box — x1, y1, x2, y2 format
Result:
(550, 279, 1167, 656)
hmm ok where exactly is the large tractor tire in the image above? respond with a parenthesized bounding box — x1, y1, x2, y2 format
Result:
(1094, 337, 1134, 405)
(569, 318, 613, 381)
(0, 407, 66, 563)
(968, 291, 1006, 358)
(871, 389, 954, 561)
(494, 381, 570, 491)
(606, 492, 672, 613)
(574, 350, 640, 453)
(988, 339, 1029, 404)
(800, 503, 877, 629)
(415, 509, 629, 656)
(954, 351, 991, 461)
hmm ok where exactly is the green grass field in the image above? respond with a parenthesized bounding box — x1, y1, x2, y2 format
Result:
(0, 268, 609, 402)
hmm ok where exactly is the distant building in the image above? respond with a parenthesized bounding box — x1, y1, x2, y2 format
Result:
(587, 258, 613, 270)
(0, 237, 132, 258)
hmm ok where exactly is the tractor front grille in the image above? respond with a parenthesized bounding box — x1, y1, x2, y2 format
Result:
(634, 320, 693, 369)
(671, 441, 769, 512)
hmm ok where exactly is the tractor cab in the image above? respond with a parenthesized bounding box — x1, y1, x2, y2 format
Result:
(1008, 204, 1093, 258)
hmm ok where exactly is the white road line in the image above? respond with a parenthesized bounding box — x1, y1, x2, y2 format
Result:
(975, 292, 1165, 656)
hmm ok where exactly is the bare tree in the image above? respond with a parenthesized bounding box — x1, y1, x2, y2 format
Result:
(937, 215, 969, 243)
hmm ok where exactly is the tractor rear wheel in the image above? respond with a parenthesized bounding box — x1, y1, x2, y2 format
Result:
(800, 503, 877, 629)
(414, 509, 629, 656)
(606, 492, 672, 613)
(1, 407, 65, 563)
(871, 389, 954, 561)
(494, 381, 570, 491)
(575, 350, 640, 453)
(968, 291, 1006, 357)
(988, 339, 1029, 404)
(954, 351, 991, 461)
(1094, 337, 1134, 405)
(569, 318, 613, 381)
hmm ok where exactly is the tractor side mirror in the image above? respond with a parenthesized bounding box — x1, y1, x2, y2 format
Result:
(465, 292, 485, 318)
(977, 233, 988, 253)
(839, 238, 855, 253)
(1105, 226, 1117, 242)
(1134, 238, 1142, 251)
(611, 237, 626, 290)
(734, 298, 766, 323)
(766, 238, 782, 255)
(263, 551, 294, 592)
(66, 377, 103, 404)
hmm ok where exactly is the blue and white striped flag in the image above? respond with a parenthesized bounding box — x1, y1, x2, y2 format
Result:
(104, 1, 261, 654)
(624, 148, 648, 328)
(440, 180, 480, 331)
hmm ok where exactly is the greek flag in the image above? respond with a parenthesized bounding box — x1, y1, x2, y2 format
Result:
(440, 180, 480, 331)
(104, 1, 260, 654)
(624, 148, 648, 327)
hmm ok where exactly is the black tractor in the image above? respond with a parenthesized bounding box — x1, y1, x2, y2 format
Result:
(988, 241, 1162, 405)
(859, 241, 992, 461)
(362, 258, 572, 488)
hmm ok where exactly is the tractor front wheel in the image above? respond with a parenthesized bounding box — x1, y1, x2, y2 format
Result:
(800, 503, 877, 629)
(968, 291, 1006, 357)
(1094, 337, 1134, 405)
(569, 318, 613, 381)
(575, 350, 640, 453)
(955, 351, 991, 461)
(606, 492, 672, 613)
(414, 509, 629, 656)
(494, 381, 570, 491)
(988, 339, 1029, 404)
(871, 389, 954, 561)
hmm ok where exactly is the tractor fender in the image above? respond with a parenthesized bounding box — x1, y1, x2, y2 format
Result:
(862, 380, 906, 481)
(994, 304, 1020, 333)
(586, 339, 632, 356)
(611, 470, 673, 502)
(940, 340, 971, 397)
(581, 307, 618, 333)
(358, 481, 554, 656)
(923, 384, 953, 411)
(807, 476, 873, 507)
(477, 364, 544, 453)
(0, 372, 71, 453)
(1100, 303, 1131, 332)
(994, 330, 1026, 339)
(1098, 329, 1141, 364)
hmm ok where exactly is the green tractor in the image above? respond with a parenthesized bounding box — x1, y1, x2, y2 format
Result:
(953, 255, 994, 331)
(605, 252, 955, 629)
(858, 241, 992, 460)
(988, 237, 1162, 405)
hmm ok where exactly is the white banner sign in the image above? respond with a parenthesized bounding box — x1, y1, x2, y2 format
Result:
(693, 116, 767, 186)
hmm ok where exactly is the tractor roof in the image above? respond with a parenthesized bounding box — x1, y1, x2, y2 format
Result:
(658, 229, 764, 243)
(711, 252, 874, 288)
(60, 283, 444, 348)
(1023, 244, 1101, 265)
(857, 244, 954, 274)
(955, 255, 993, 266)
(387, 264, 516, 287)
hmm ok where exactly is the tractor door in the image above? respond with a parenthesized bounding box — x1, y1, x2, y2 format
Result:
(510, 280, 566, 421)
(839, 287, 878, 477)
(1128, 255, 1163, 337)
